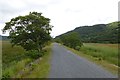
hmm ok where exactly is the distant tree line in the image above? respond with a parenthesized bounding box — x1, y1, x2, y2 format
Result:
(54, 32, 83, 51)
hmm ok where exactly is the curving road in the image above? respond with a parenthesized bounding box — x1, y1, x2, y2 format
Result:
(48, 43, 117, 78)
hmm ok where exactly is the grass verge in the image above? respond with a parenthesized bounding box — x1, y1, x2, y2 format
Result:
(2, 41, 52, 78)
(16, 45, 52, 78)
(3, 58, 32, 78)
(2, 41, 31, 78)
(81, 43, 118, 66)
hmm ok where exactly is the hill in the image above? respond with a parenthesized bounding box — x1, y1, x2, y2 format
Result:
(0, 35, 9, 40)
(55, 21, 119, 43)
(0, 35, 1, 40)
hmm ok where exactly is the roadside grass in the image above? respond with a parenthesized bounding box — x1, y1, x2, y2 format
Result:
(2, 41, 33, 78)
(63, 43, 119, 75)
(15, 45, 52, 78)
(3, 58, 31, 78)
(88, 43, 118, 48)
(2, 41, 52, 78)
(2, 41, 26, 69)
(24, 45, 52, 78)
(81, 43, 118, 66)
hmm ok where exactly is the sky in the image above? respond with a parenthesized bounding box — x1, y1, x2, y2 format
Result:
(0, 0, 119, 37)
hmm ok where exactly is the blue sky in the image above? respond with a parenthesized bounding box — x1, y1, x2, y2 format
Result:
(0, 0, 119, 37)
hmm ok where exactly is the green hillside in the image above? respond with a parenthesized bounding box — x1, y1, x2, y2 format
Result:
(56, 21, 119, 43)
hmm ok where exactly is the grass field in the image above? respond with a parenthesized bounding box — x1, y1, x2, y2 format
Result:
(2, 41, 51, 78)
(81, 43, 118, 66)
(64, 43, 119, 74)
(2, 41, 27, 69)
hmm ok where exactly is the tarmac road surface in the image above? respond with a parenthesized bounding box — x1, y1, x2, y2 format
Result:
(48, 43, 117, 78)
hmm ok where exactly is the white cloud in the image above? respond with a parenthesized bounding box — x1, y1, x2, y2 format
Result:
(0, 0, 119, 37)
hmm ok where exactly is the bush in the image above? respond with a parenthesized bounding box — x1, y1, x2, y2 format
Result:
(60, 32, 83, 49)
(2, 71, 11, 78)
(75, 46, 81, 51)
(25, 50, 44, 59)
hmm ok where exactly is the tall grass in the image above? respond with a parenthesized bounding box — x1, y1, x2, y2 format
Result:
(3, 58, 31, 78)
(2, 41, 26, 69)
(2, 41, 52, 78)
(24, 46, 51, 78)
(80, 43, 118, 66)
(2, 41, 32, 78)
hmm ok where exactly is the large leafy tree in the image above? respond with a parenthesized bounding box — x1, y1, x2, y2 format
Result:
(3, 12, 53, 52)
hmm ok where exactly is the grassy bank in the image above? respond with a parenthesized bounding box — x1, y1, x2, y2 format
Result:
(20, 45, 52, 78)
(64, 43, 119, 74)
(2, 41, 30, 78)
(2, 41, 27, 69)
(2, 41, 52, 78)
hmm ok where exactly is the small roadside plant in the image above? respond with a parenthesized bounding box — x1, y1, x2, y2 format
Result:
(75, 46, 81, 51)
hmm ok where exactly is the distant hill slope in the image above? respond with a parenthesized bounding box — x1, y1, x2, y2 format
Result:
(0, 35, 9, 40)
(0, 35, 1, 40)
(55, 21, 119, 43)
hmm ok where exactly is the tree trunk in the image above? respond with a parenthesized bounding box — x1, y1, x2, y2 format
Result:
(36, 37, 41, 53)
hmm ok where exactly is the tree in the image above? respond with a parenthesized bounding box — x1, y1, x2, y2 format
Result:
(54, 37, 62, 43)
(60, 32, 83, 49)
(2, 12, 53, 52)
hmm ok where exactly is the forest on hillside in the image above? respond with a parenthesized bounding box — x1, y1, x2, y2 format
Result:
(55, 21, 120, 43)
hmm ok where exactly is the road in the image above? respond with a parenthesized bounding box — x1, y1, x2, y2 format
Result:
(48, 43, 117, 78)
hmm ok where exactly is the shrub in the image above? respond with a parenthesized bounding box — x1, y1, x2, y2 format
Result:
(2, 71, 11, 78)
(60, 32, 83, 49)
(75, 46, 81, 51)
(25, 50, 44, 59)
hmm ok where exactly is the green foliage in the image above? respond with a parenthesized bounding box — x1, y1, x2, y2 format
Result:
(59, 32, 83, 49)
(75, 46, 81, 51)
(2, 41, 32, 78)
(54, 37, 62, 43)
(25, 46, 51, 78)
(25, 50, 44, 59)
(2, 41, 26, 69)
(14, 45, 52, 78)
(56, 21, 119, 43)
(3, 58, 31, 78)
(2, 12, 53, 51)
(2, 41, 51, 78)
